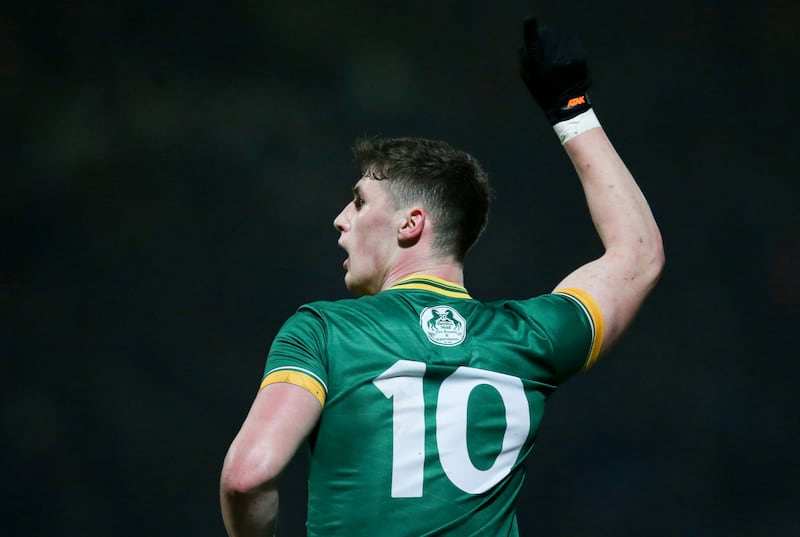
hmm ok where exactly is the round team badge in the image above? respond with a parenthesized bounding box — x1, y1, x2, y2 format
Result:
(420, 305, 467, 347)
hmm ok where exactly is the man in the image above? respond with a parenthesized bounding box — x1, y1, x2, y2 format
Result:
(220, 17, 664, 537)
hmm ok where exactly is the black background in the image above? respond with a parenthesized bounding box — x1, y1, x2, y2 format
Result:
(4, 1, 799, 535)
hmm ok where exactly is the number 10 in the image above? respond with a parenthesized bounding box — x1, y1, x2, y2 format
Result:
(373, 359, 531, 497)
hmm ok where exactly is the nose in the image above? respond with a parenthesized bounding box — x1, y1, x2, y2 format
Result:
(333, 204, 350, 232)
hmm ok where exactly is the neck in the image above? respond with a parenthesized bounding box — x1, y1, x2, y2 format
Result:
(380, 260, 464, 292)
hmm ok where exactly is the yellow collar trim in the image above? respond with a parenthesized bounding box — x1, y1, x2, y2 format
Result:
(389, 274, 472, 299)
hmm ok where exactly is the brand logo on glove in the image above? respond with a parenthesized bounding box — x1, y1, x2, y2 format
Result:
(565, 95, 587, 108)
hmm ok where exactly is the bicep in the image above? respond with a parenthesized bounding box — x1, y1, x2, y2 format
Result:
(554, 250, 657, 355)
(223, 383, 322, 490)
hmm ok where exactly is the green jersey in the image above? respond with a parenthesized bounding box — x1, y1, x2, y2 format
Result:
(262, 275, 603, 537)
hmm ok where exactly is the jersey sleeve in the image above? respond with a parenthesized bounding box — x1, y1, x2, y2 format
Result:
(512, 288, 604, 382)
(261, 305, 329, 407)
(552, 288, 605, 369)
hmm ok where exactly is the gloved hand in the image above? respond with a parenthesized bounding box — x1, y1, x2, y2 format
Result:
(518, 17, 592, 125)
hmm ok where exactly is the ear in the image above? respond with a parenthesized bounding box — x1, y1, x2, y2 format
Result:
(397, 207, 425, 245)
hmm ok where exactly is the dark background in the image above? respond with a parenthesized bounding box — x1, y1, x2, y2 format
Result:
(4, 1, 799, 535)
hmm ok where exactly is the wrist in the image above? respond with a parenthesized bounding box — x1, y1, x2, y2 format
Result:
(553, 108, 600, 144)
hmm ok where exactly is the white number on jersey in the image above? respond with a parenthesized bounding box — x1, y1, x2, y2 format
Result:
(373, 359, 530, 498)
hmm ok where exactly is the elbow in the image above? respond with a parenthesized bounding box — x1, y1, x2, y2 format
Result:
(220, 467, 253, 499)
(220, 448, 281, 497)
(611, 230, 665, 290)
(643, 231, 666, 288)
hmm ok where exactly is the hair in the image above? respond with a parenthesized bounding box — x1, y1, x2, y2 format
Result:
(352, 136, 492, 262)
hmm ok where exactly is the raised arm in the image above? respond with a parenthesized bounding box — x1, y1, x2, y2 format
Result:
(556, 127, 664, 352)
(519, 17, 664, 354)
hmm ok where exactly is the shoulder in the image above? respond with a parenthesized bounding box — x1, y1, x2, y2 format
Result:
(490, 291, 598, 318)
(298, 293, 403, 316)
(485, 292, 575, 317)
(505, 290, 604, 370)
(489, 289, 604, 368)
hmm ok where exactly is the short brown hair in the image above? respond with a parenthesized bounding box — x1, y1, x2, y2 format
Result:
(352, 137, 492, 262)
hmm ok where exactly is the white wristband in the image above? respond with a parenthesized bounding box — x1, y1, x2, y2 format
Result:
(553, 109, 601, 144)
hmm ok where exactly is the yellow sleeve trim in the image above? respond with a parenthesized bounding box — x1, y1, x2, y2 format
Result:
(260, 369, 326, 407)
(554, 288, 605, 369)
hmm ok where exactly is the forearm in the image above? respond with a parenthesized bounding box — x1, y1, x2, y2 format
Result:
(563, 125, 662, 267)
(221, 482, 279, 537)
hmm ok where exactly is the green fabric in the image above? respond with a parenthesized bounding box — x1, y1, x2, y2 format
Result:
(264, 278, 595, 536)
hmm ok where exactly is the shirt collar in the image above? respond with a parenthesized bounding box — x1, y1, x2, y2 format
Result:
(388, 274, 471, 299)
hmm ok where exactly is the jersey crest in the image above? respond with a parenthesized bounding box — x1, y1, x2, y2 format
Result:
(420, 305, 467, 347)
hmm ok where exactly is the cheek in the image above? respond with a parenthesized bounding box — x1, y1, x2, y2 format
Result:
(353, 218, 392, 263)
(353, 235, 380, 268)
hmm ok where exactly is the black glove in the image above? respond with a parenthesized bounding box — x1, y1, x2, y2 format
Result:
(518, 17, 592, 125)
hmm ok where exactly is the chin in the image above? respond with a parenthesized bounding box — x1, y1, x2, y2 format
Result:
(343, 273, 358, 294)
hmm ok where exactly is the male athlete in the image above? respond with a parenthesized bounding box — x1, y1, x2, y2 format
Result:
(220, 17, 664, 537)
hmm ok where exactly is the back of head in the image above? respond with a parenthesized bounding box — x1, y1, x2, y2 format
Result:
(352, 137, 492, 262)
